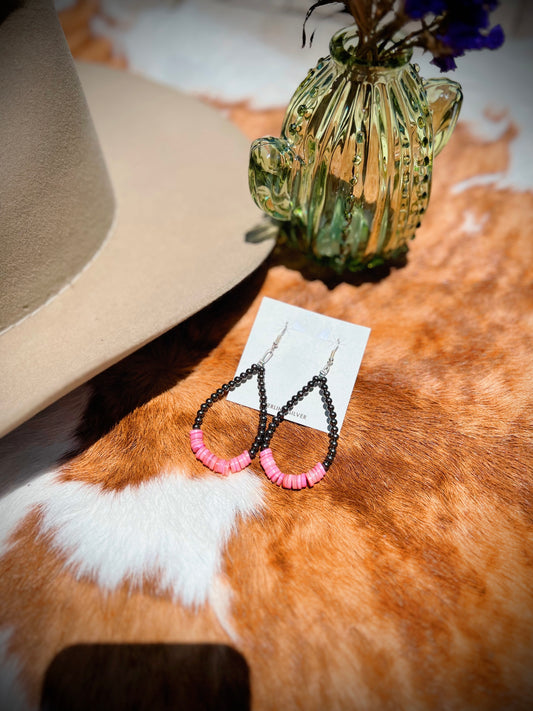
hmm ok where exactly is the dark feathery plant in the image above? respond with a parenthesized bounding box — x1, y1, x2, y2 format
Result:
(303, 0, 504, 70)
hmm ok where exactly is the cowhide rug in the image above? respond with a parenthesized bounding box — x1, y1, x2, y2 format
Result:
(0, 110, 532, 710)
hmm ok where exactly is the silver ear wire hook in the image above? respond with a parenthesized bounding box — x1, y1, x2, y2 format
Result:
(319, 339, 340, 377)
(257, 322, 288, 366)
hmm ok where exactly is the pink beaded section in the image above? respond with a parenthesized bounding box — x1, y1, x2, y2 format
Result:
(190, 430, 251, 475)
(259, 448, 325, 489)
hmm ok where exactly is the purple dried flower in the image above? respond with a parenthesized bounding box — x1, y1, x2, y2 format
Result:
(430, 1, 505, 70)
(430, 54, 457, 71)
(485, 24, 505, 50)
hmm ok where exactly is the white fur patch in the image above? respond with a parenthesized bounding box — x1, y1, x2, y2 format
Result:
(0, 462, 264, 609)
(41, 470, 263, 607)
(0, 629, 30, 711)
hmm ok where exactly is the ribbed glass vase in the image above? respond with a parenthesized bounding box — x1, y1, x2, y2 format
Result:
(249, 26, 463, 272)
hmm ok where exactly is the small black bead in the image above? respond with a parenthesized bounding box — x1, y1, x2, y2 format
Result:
(205, 398, 213, 405)
(222, 383, 230, 391)
(216, 388, 225, 397)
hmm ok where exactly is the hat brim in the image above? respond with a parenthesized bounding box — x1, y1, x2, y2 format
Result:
(0, 62, 273, 438)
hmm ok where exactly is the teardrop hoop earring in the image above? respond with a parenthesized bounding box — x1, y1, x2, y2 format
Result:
(259, 341, 340, 490)
(190, 324, 287, 475)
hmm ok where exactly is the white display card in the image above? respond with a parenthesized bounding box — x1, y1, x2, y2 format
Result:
(227, 297, 371, 433)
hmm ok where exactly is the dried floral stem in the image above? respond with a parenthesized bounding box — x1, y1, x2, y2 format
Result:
(303, 0, 504, 72)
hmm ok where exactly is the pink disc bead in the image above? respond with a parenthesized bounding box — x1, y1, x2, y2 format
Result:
(214, 458, 228, 475)
(272, 470, 285, 486)
(198, 448, 211, 464)
(260, 450, 284, 483)
(306, 463, 326, 487)
(189, 430, 204, 453)
(238, 451, 251, 468)
(205, 452, 218, 470)
(260, 447, 323, 490)
(190, 429, 250, 474)
(229, 457, 241, 473)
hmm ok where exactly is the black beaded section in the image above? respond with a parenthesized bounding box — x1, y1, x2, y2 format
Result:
(260, 374, 339, 471)
(192, 363, 267, 460)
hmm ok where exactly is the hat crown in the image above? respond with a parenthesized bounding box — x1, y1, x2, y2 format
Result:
(0, 0, 115, 333)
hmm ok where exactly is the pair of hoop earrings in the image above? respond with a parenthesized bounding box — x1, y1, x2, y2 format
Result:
(189, 325, 339, 489)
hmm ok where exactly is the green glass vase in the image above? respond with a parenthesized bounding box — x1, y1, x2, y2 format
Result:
(249, 26, 463, 272)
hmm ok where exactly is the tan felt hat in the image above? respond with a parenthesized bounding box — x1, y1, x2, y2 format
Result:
(0, 0, 272, 438)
